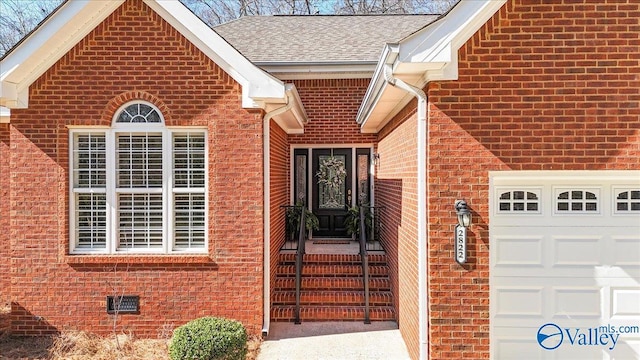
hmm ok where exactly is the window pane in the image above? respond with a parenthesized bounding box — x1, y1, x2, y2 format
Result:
(358, 154, 369, 204)
(76, 193, 106, 249)
(174, 193, 206, 249)
(117, 134, 163, 188)
(295, 154, 307, 204)
(117, 103, 162, 123)
(173, 133, 205, 188)
(74, 133, 106, 188)
(118, 193, 163, 249)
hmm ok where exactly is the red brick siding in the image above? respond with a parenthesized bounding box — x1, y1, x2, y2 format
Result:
(269, 120, 289, 304)
(8, 0, 265, 337)
(0, 124, 9, 307)
(290, 79, 377, 144)
(426, 0, 640, 358)
(375, 102, 420, 360)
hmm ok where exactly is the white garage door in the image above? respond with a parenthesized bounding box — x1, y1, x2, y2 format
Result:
(490, 171, 640, 360)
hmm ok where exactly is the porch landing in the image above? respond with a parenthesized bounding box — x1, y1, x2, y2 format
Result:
(280, 238, 384, 254)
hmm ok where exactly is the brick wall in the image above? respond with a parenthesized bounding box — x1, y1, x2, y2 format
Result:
(8, 0, 265, 336)
(375, 102, 420, 360)
(290, 79, 377, 145)
(269, 120, 289, 303)
(425, 0, 640, 358)
(0, 124, 9, 307)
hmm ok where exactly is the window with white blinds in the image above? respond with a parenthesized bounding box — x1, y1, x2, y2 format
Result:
(69, 101, 207, 254)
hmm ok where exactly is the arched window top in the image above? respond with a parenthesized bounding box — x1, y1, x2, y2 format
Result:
(113, 101, 164, 126)
(497, 189, 541, 213)
(555, 189, 599, 213)
(614, 189, 640, 213)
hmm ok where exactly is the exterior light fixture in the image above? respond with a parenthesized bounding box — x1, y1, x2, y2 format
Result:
(454, 200, 471, 265)
(372, 153, 380, 165)
(455, 200, 472, 228)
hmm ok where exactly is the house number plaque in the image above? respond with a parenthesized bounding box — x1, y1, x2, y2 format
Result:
(455, 225, 467, 265)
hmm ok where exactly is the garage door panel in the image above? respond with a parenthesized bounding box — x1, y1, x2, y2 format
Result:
(494, 235, 544, 267)
(552, 235, 602, 267)
(610, 287, 640, 319)
(553, 287, 602, 319)
(493, 286, 545, 319)
(612, 237, 640, 269)
(492, 328, 543, 360)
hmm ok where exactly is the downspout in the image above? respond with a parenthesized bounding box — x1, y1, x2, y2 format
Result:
(261, 95, 293, 337)
(383, 65, 429, 360)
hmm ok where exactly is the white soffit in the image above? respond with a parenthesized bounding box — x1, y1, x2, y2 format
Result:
(357, 0, 507, 133)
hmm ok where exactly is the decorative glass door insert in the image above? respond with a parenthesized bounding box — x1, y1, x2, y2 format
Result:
(317, 154, 347, 209)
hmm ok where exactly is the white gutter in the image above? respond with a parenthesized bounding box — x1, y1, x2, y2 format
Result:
(261, 92, 294, 337)
(383, 64, 429, 360)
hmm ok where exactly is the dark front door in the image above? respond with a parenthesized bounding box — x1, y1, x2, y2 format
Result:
(312, 149, 352, 237)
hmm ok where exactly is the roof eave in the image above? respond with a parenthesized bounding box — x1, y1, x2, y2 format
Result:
(0, 107, 10, 123)
(0, 0, 288, 117)
(270, 83, 309, 134)
(256, 61, 377, 80)
(357, 0, 507, 133)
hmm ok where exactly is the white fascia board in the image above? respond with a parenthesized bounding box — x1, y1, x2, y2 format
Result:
(148, 0, 286, 108)
(0, 0, 124, 109)
(269, 83, 308, 134)
(355, 44, 398, 126)
(398, 0, 507, 80)
(0, 106, 10, 123)
(358, 0, 507, 132)
(257, 62, 376, 80)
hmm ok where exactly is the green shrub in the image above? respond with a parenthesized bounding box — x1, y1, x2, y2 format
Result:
(169, 317, 248, 360)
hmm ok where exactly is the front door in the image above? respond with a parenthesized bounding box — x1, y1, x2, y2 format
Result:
(312, 149, 352, 237)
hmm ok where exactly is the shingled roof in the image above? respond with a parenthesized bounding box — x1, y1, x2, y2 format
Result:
(213, 15, 440, 64)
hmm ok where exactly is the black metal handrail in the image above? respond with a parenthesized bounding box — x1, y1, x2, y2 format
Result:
(294, 205, 306, 324)
(359, 207, 371, 324)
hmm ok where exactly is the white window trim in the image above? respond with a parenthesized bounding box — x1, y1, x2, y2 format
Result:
(494, 186, 543, 215)
(552, 187, 602, 216)
(612, 186, 640, 215)
(69, 102, 208, 255)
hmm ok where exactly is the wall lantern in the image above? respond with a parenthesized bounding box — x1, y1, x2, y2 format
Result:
(372, 153, 380, 165)
(454, 200, 471, 264)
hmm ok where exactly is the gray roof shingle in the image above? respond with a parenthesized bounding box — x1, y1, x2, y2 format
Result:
(213, 15, 440, 64)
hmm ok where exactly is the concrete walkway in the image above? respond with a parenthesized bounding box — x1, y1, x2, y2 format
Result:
(257, 322, 411, 360)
